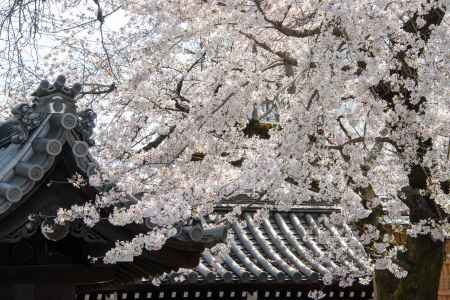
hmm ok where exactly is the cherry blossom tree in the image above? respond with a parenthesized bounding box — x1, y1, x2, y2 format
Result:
(0, 0, 449, 299)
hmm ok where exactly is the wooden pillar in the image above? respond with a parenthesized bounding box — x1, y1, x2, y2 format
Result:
(438, 240, 450, 300)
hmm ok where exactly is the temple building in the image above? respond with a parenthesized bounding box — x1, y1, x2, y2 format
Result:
(0, 77, 224, 300)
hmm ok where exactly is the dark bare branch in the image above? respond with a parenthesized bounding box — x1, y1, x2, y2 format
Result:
(172, 51, 207, 113)
(326, 136, 400, 152)
(79, 83, 116, 97)
(337, 115, 352, 139)
(252, 0, 320, 38)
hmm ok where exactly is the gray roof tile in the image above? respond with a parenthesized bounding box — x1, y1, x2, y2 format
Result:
(187, 207, 368, 284)
(0, 77, 98, 218)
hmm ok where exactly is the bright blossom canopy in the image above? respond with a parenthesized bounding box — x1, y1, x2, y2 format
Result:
(0, 0, 448, 282)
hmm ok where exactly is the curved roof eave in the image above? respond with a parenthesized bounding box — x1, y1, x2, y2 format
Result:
(0, 76, 98, 218)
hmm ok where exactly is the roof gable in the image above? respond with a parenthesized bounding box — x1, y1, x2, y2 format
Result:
(0, 76, 97, 217)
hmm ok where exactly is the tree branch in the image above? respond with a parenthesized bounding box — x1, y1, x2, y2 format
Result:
(239, 30, 298, 67)
(79, 83, 116, 96)
(326, 136, 400, 152)
(172, 51, 206, 113)
(252, 0, 320, 38)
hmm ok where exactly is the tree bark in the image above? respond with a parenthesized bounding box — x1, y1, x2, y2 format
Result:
(374, 270, 399, 300)
(375, 235, 444, 300)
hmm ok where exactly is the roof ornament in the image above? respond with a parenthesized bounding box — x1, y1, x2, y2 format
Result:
(0, 75, 101, 216)
(0, 75, 96, 148)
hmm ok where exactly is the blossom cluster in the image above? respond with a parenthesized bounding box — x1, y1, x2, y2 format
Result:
(0, 0, 448, 285)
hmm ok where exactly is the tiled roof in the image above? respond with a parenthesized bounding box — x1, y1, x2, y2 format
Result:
(76, 206, 372, 299)
(0, 76, 97, 217)
(185, 206, 369, 284)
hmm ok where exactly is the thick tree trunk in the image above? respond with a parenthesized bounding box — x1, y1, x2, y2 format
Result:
(374, 270, 399, 300)
(375, 235, 444, 300)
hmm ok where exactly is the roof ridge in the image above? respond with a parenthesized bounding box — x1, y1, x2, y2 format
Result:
(0, 76, 99, 217)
